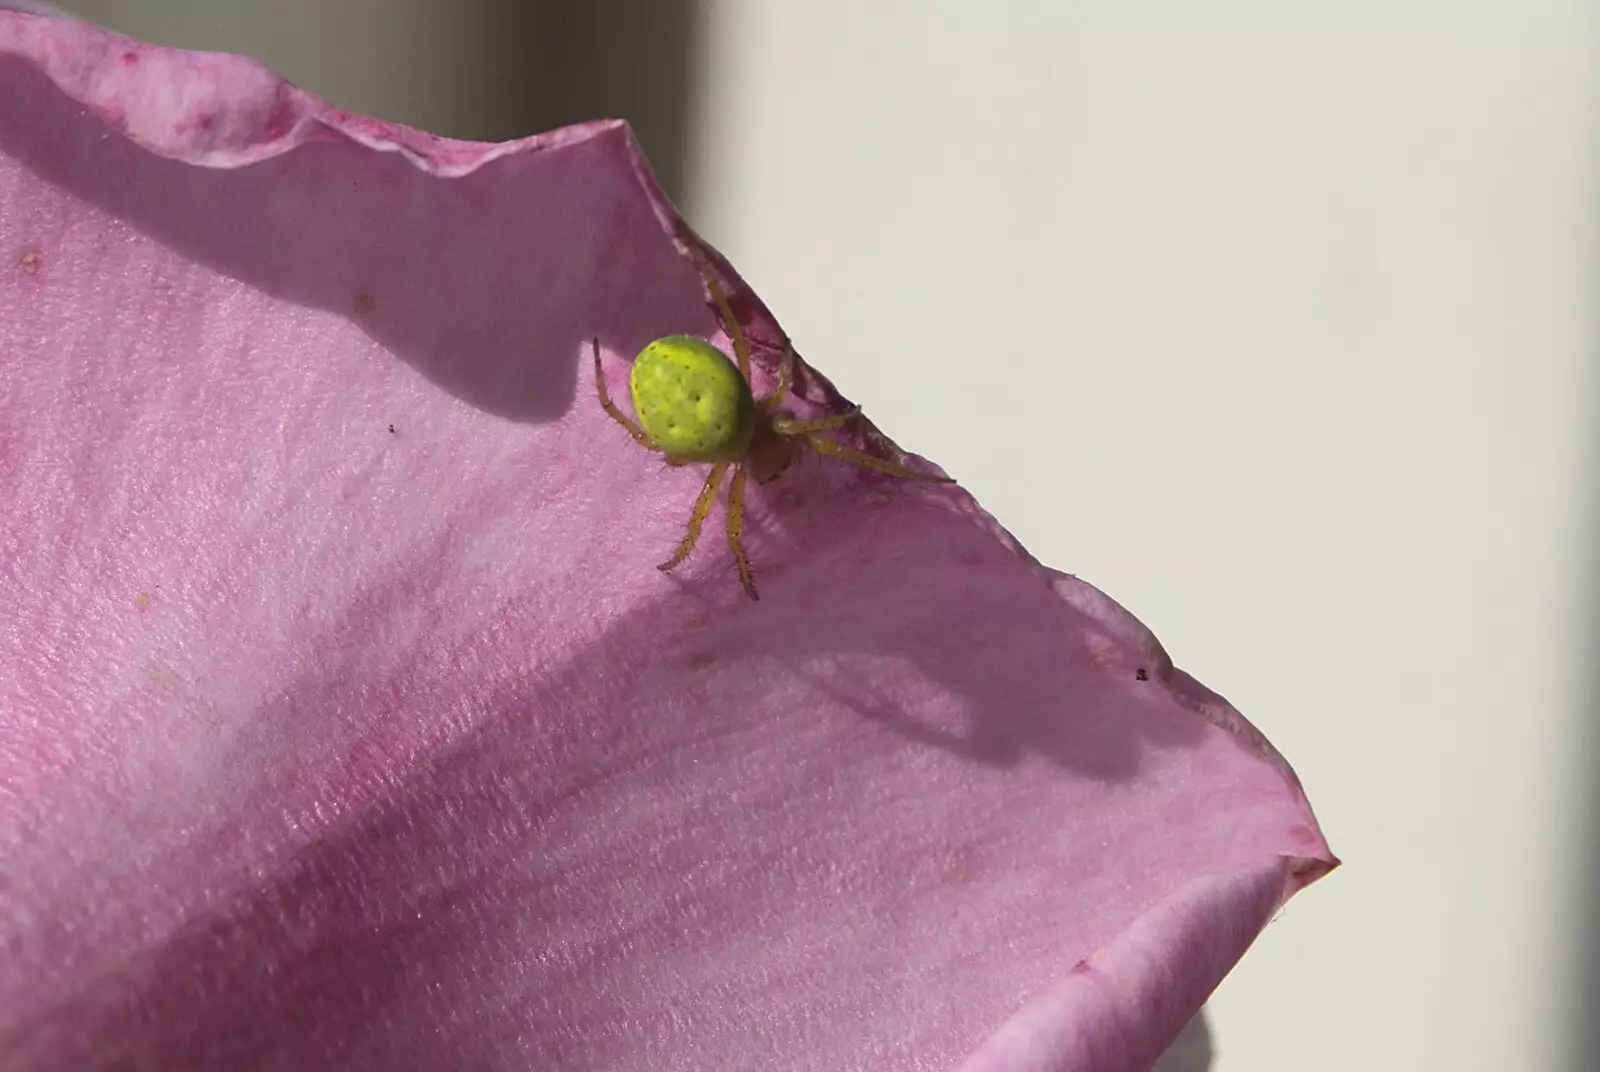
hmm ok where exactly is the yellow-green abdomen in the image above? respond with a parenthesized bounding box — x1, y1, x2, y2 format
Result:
(629, 336, 756, 462)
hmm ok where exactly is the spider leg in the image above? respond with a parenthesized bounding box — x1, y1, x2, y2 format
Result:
(802, 433, 956, 483)
(696, 258, 752, 386)
(725, 465, 759, 600)
(659, 461, 731, 572)
(756, 339, 795, 414)
(592, 338, 657, 450)
(772, 406, 862, 435)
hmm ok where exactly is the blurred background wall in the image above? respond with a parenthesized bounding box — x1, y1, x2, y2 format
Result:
(48, 2, 1600, 1070)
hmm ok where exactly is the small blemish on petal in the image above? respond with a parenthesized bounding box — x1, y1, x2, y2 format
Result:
(1288, 856, 1327, 877)
(132, 593, 153, 615)
(146, 664, 179, 694)
(260, 95, 299, 141)
(120, 50, 139, 66)
(354, 292, 377, 314)
(96, 106, 130, 133)
(18, 247, 43, 276)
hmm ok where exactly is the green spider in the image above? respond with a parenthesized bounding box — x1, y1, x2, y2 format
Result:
(593, 260, 954, 600)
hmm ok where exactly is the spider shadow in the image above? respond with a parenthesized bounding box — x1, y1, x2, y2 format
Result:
(656, 482, 1208, 782)
(0, 54, 710, 424)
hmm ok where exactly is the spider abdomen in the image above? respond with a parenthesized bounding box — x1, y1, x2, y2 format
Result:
(629, 335, 756, 462)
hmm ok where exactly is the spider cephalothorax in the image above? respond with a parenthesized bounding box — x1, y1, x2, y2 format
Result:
(594, 259, 953, 600)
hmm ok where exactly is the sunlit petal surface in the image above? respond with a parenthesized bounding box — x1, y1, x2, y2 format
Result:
(0, 11, 1335, 1071)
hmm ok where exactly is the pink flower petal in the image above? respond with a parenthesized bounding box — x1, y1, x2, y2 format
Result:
(0, 12, 1336, 1071)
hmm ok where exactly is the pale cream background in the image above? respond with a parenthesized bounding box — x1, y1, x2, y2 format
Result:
(45, 3, 1600, 1070)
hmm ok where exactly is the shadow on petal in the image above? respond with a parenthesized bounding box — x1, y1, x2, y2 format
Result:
(0, 55, 709, 425)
